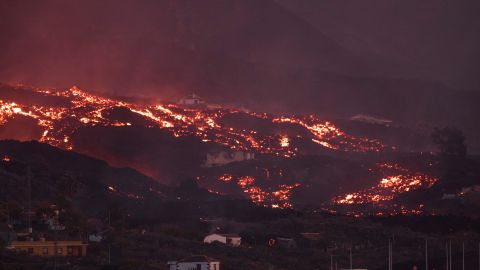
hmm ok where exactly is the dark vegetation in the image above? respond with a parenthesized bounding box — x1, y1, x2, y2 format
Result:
(0, 139, 479, 270)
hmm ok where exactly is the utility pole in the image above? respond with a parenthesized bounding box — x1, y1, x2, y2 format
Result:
(446, 242, 449, 270)
(388, 239, 390, 270)
(388, 239, 393, 270)
(26, 166, 32, 235)
(54, 209, 59, 270)
(426, 239, 428, 270)
(108, 209, 112, 265)
(349, 248, 353, 270)
(6, 203, 10, 228)
(449, 241, 452, 270)
(462, 242, 465, 270)
(330, 254, 338, 270)
(391, 239, 393, 270)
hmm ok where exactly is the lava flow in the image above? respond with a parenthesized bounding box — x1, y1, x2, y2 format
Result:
(209, 174, 300, 209)
(333, 163, 438, 205)
(273, 116, 384, 152)
(0, 85, 385, 156)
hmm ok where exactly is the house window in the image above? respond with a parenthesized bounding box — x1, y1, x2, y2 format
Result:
(57, 247, 63, 255)
(213, 264, 217, 270)
(42, 247, 49, 255)
(28, 248, 34, 254)
(67, 247, 73, 255)
(196, 264, 201, 270)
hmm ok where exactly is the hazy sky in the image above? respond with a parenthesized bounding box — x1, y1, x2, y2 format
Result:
(278, 0, 480, 91)
(0, 0, 479, 125)
(1, 0, 478, 96)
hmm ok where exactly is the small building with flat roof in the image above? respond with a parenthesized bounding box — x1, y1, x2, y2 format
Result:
(204, 233, 241, 247)
(7, 240, 87, 257)
(168, 255, 220, 270)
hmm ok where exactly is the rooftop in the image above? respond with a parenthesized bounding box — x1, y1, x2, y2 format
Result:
(9, 240, 87, 247)
(179, 255, 219, 263)
(216, 233, 241, 238)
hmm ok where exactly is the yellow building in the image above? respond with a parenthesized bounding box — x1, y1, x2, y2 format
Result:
(8, 240, 87, 257)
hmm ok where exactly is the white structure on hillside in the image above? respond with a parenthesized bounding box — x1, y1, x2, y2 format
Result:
(350, 114, 392, 126)
(168, 255, 220, 270)
(177, 93, 205, 107)
(441, 193, 456, 200)
(204, 151, 254, 167)
(203, 233, 241, 247)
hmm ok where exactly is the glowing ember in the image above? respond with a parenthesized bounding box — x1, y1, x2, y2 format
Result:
(2, 155, 11, 162)
(218, 174, 233, 183)
(333, 163, 438, 205)
(237, 176, 255, 188)
(280, 135, 290, 148)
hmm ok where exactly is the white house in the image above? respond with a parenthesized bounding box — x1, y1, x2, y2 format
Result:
(168, 255, 220, 270)
(177, 93, 205, 107)
(204, 151, 254, 167)
(203, 233, 241, 247)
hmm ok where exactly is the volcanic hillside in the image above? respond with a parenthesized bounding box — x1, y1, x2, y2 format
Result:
(0, 83, 386, 178)
(1, 0, 479, 153)
(1, 83, 477, 216)
(0, 139, 287, 224)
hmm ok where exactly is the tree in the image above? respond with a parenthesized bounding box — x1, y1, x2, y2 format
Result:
(431, 127, 467, 159)
(431, 127, 467, 182)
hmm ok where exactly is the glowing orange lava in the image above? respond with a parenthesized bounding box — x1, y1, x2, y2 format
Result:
(273, 116, 384, 152)
(218, 174, 233, 183)
(280, 135, 290, 148)
(212, 174, 300, 209)
(333, 163, 437, 205)
(0, 85, 385, 157)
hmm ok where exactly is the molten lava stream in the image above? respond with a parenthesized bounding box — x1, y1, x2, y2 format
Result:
(332, 163, 437, 206)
